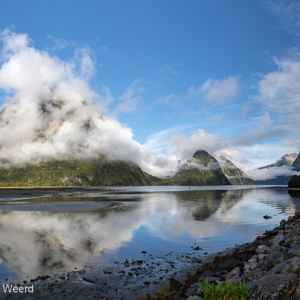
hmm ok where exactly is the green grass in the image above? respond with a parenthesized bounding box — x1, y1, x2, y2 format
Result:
(198, 279, 249, 300)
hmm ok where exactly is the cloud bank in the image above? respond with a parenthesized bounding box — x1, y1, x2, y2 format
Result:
(0, 30, 178, 176)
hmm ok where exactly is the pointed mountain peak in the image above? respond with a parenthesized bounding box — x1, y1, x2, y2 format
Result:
(292, 151, 300, 171)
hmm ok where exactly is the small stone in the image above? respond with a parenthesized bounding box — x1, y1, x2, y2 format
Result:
(258, 254, 266, 261)
(270, 243, 282, 252)
(256, 245, 270, 254)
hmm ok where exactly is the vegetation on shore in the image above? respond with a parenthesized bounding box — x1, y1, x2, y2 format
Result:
(0, 158, 158, 187)
(288, 175, 300, 188)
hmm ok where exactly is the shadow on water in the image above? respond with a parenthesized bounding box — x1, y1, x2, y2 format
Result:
(288, 190, 300, 199)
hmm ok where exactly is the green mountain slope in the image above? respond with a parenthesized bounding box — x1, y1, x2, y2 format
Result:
(163, 150, 231, 186)
(0, 158, 159, 187)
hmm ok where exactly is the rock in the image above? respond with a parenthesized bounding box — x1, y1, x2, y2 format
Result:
(250, 273, 298, 299)
(241, 268, 265, 282)
(226, 266, 240, 280)
(256, 245, 270, 254)
(184, 282, 200, 298)
(289, 242, 300, 257)
(281, 256, 300, 274)
(263, 214, 272, 220)
(271, 231, 285, 246)
(258, 254, 266, 261)
(169, 277, 184, 292)
(259, 256, 275, 271)
(284, 236, 299, 248)
(270, 243, 282, 252)
(269, 252, 285, 265)
(244, 255, 258, 272)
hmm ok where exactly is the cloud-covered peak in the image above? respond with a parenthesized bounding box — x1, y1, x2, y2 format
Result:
(0, 30, 179, 177)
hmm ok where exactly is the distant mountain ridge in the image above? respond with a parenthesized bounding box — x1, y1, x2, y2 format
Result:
(255, 153, 298, 185)
(259, 153, 298, 169)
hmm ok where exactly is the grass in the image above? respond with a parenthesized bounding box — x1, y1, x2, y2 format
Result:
(198, 279, 249, 300)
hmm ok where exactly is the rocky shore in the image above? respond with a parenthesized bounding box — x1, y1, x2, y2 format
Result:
(144, 210, 300, 300)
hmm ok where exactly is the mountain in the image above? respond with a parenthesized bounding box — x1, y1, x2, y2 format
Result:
(0, 158, 160, 187)
(218, 156, 253, 185)
(163, 150, 231, 186)
(292, 152, 300, 171)
(259, 153, 298, 169)
(288, 152, 300, 188)
(255, 153, 298, 185)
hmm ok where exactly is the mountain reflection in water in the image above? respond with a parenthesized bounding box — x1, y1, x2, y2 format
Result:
(0, 187, 298, 282)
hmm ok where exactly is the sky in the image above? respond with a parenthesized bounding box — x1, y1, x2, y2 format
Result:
(0, 0, 300, 178)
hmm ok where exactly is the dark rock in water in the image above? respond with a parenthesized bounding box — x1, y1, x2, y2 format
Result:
(249, 273, 298, 300)
(263, 214, 272, 220)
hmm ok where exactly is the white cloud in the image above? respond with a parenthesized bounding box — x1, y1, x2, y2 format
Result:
(0, 29, 176, 177)
(266, 0, 300, 36)
(112, 78, 144, 114)
(257, 55, 300, 116)
(166, 129, 234, 159)
(201, 76, 239, 102)
(255, 53, 300, 150)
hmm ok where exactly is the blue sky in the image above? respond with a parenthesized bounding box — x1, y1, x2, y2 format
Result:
(0, 0, 300, 177)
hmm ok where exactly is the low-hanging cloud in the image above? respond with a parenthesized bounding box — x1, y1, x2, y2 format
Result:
(166, 129, 237, 160)
(0, 29, 178, 177)
(247, 166, 300, 181)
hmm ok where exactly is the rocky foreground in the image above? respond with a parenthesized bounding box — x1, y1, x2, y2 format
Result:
(145, 210, 300, 300)
(3, 211, 300, 300)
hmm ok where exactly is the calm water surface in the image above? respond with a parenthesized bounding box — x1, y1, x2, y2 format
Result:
(0, 186, 299, 283)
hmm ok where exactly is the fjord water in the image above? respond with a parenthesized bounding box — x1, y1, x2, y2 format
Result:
(0, 186, 299, 283)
